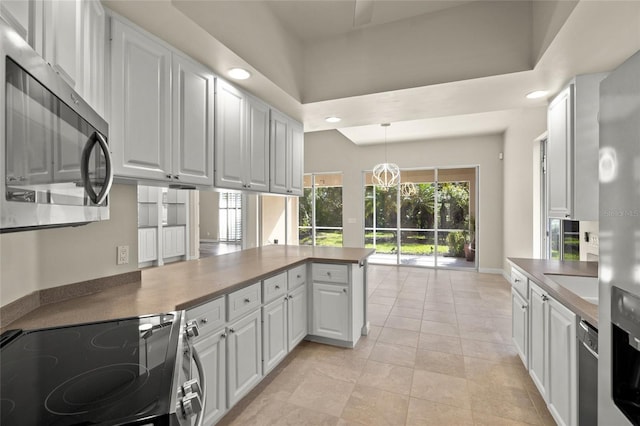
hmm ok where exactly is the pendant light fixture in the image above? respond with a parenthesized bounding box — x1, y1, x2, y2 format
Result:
(372, 123, 400, 188)
(400, 182, 417, 198)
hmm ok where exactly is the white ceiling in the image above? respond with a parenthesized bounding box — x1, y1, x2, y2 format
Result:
(107, 1, 640, 146)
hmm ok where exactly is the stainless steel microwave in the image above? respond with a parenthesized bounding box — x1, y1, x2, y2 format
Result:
(0, 19, 113, 233)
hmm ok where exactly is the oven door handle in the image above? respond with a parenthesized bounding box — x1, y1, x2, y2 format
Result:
(80, 131, 113, 205)
(191, 344, 206, 426)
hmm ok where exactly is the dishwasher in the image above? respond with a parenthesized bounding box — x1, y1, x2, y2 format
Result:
(577, 319, 598, 426)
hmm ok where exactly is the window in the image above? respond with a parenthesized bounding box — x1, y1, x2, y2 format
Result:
(299, 173, 343, 246)
(219, 192, 242, 242)
(549, 219, 580, 260)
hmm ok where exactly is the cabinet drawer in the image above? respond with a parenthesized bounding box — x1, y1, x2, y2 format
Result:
(263, 272, 287, 304)
(511, 267, 528, 299)
(186, 296, 226, 336)
(313, 263, 348, 284)
(228, 282, 262, 322)
(288, 264, 307, 290)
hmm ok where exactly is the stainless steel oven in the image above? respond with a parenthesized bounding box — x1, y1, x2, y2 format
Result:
(0, 312, 205, 426)
(0, 19, 113, 233)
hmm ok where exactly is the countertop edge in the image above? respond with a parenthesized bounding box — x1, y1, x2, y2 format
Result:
(507, 257, 599, 328)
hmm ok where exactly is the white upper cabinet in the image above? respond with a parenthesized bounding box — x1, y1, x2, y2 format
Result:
(43, 0, 81, 89)
(110, 17, 172, 181)
(110, 15, 214, 185)
(214, 79, 269, 192)
(172, 52, 214, 186)
(0, 0, 32, 41)
(270, 109, 304, 196)
(80, 0, 106, 117)
(547, 73, 606, 220)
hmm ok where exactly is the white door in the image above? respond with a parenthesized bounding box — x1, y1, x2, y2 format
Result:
(288, 283, 308, 350)
(262, 298, 288, 375)
(172, 54, 214, 186)
(547, 85, 573, 219)
(269, 109, 289, 194)
(43, 0, 81, 89)
(312, 283, 349, 341)
(110, 18, 171, 180)
(529, 283, 547, 399)
(192, 329, 227, 426)
(288, 120, 304, 196)
(80, 0, 106, 116)
(511, 289, 528, 368)
(215, 79, 245, 190)
(227, 309, 262, 407)
(547, 297, 577, 426)
(245, 95, 270, 192)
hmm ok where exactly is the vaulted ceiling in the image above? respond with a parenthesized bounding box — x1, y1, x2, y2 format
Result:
(104, 0, 640, 144)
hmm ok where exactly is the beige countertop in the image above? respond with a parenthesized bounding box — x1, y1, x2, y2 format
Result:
(7, 245, 375, 331)
(508, 257, 598, 327)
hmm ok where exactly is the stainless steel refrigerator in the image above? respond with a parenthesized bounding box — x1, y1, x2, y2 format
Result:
(598, 48, 640, 425)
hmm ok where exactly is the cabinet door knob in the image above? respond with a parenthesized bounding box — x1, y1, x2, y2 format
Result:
(297, 275, 301, 279)
(166, 174, 172, 179)
(229, 328, 235, 334)
(200, 318, 208, 324)
(244, 298, 251, 303)
(521, 305, 527, 309)
(275, 285, 280, 289)
(514, 278, 520, 283)
(343, 288, 347, 293)
(174, 175, 180, 180)
(288, 295, 293, 300)
(221, 332, 227, 339)
(542, 294, 549, 302)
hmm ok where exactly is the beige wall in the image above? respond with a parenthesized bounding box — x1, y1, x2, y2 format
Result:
(261, 195, 287, 245)
(580, 220, 599, 261)
(503, 107, 548, 274)
(199, 191, 219, 241)
(0, 184, 138, 306)
(304, 130, 505, 271)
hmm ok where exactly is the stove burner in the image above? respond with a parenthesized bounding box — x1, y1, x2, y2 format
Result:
(90, 324, 144, 350)
(0, 355, 58, 386)
(23, 330, 81, 353)
(44, 363, 150, 416)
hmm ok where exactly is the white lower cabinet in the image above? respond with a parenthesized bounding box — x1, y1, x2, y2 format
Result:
(192, 329, 226, 426)
(511, 288, 528, 368)
(162, 226, 186, 259)
(227, 309, 262, 408)
(138, 228, 157, 263)
(287, 283, 308, 349)
(262, 297, 288, 375)
(312, 282, 349, 341)
(528, 281, 577, 426)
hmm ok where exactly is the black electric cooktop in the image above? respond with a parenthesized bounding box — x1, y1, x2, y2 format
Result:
(0, 313, 181, 426)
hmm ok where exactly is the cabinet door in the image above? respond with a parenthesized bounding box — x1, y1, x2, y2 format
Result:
(547, 85, 573, 219)
(262, 298, 288, 375)
(269, 109, 289, 194)
(215, 80, 245, 190)
(0, 0, 31, 41)
(172, 54, 214, 185)
(80, 0, 106, 117)
(312, 282, 349, 341)
(547, 297, 577, 426)
(288, 120, 304, 196)
(288, 283, 308, 350)
(245, 95, 270, 192)
(511, 288, 528, 368)
(138, 228, 157, 263)
(529, 283, 547, 399)
(110, 18, 172, 180)
(227, 309, 262, 407)
(43, 0, 81, 89)
(192, 330, 227, 426)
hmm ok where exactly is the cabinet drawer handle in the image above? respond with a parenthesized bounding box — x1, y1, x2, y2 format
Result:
(521, 305, 527, 309)
(514, 278, 521, 283)
(343, 288, 347, 293)
(229, 328, 235, 334)
(275, 285, 280, 289)
(297, 275, 301, 279)
(200, 318, 208, 324)
(244, 298, 251, 303)
(542, 294, 549, 302)
(288, 295, 293, 300)
(327, 272, 332, 277)
(221, 332, 227, 339)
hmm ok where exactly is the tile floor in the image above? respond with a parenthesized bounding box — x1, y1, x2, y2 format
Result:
(218, 265, 556, 426)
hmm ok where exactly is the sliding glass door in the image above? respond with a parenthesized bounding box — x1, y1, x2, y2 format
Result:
(365, 167, 477, 269)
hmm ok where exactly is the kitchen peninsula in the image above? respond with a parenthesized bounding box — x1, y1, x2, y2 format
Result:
(5, 245, 374, 331)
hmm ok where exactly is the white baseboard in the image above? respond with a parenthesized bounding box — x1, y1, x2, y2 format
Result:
(199, 239, 218, 243)
(478, 267, 505, 275)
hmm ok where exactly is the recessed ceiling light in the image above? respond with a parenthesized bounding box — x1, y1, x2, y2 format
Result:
(526, 90, 548, 99)
(228, 68, 251, 80)
(325, 116, 341, 123)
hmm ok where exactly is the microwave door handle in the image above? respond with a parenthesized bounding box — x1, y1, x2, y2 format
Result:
(80, 132, 113, 205)
(191, 344, 206, 426)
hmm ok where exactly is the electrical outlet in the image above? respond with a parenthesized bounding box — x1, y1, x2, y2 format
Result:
(117, 245, 129, 265)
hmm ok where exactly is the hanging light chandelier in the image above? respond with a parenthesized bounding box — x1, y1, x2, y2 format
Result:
(400, 182, 417, 198)
(372, 123, 400, 188)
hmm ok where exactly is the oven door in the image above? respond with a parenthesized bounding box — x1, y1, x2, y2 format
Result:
(0, 20, 112, 232)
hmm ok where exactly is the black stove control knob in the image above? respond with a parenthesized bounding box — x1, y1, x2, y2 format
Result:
(185, 321, 200, 339)
(182, 379, 202, 398)
(179, 392, 203, 420)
